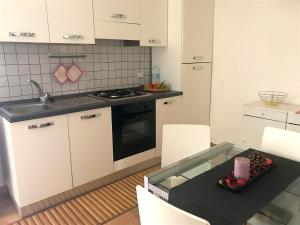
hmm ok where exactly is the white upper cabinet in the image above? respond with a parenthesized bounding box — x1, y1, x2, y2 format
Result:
(140, 0, 168, 46)
(182, 0, 214, 63)
(46, 0, 95, 44)
(0, 0, 49, 43)
(93, 0, 140, 40)
(94, 0, 140, 24)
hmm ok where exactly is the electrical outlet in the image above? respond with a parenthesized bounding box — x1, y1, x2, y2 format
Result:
(138, 71, 144, 78)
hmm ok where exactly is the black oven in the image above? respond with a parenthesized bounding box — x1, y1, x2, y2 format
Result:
(112, 100, 156, 161)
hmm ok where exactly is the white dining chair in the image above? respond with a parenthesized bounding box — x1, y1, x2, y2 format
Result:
(161, 124, 210, 167)
(261, 127, 300, 162)
(136, 185, 210, 225)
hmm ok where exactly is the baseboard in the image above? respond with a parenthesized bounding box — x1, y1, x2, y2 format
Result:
(17, 157, 160, 218)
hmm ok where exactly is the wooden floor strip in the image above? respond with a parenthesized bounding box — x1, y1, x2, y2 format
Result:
(10, 165, 159, 225)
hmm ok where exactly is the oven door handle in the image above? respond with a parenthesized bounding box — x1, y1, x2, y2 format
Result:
(122, 110, 154, 119)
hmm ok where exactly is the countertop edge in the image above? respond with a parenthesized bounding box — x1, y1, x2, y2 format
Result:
(0, 91, 183, 123)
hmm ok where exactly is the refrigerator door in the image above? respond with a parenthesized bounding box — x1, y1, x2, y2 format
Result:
(181, 63, 212, 125)
(182, 0, 214, 63)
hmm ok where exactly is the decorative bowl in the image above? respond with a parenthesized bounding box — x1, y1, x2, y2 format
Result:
(258, 91, 288, 106)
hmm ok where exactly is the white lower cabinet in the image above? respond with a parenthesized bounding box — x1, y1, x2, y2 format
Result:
(156, 96, 182, 157)
(68, 107, 114, 187)
(241, 102, 300, 149)
(242, 115, 285, 150)
(3, 115, 72, 207)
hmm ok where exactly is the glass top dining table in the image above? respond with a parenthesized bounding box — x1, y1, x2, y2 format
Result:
(144, 143, 300, 225)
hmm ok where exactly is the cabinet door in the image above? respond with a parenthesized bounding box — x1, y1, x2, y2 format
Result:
(181, 63, 211, 125)
(46, 0, 95, 44)
(156, 96, 182, 156)
(182, 0, 214, 63)
(6, 115, 72, 206)
(0, 0, 49, 43)
(68, 108, 114, 187)
(140, 0, 168, 46)
(93, 0, 140, 24)
(286, 124, 300, 133)
(242, 115, 286, 150)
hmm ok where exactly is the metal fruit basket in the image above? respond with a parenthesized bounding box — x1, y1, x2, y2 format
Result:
(258, 91, 288, 106)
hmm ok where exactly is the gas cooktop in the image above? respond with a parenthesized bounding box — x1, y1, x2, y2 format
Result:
(89, 88, 152, 100)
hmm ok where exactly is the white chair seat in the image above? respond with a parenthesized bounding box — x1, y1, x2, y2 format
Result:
(261, 127, 300, 162)
(136, 185, 210, 225)
(161, 124, 210, 167)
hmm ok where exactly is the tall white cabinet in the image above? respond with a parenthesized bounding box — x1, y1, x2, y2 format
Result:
(181, 64, 212, 124)
(152, 0, 214, 125)
(0, 0, 49, 43)
(182, 0, 214, 63)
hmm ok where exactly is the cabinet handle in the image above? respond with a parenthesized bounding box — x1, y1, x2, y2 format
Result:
(148, 39, 161, 44)
(163, 100, 175, 105)
(193, 56, 204, 61)
(192, 65, 203, 71)
(81, 113, 101, 120)
(111, 13, 127, 19)
(9, 32, 35, 37)
(28, 122, 54, 129)
(63, 34, 84, 40)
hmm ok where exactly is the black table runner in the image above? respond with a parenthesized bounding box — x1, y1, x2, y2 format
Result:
(168, 149, 300, 225)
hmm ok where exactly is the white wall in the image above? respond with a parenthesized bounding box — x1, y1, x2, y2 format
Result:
(211, 0, 300, 146)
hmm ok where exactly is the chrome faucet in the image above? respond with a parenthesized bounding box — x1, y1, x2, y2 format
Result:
(28, 79, 50, 104)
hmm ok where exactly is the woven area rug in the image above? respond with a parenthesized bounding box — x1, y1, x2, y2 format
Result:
(11, 166, 159, 225)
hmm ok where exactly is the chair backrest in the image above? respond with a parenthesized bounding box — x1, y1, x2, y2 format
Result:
(261, 127, 300, 162)
(136, 185, 210, 225)
(161, 124, 210, 167)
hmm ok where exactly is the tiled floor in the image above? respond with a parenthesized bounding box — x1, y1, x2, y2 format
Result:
(0, 190, 141, 225)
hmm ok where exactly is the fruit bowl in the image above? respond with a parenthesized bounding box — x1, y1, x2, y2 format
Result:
(217, 151, 277, 192)
(258, 91, 288, 106)
(144, 81, 168, 92)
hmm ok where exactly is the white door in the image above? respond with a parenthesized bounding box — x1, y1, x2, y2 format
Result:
(242, 115, 286, 150)
(182, 0, 214, 63)
(46, 0, 95, 44)
(0, 0, 49, 43)
(181, 63, 211, 125)
(5, 115, 72, 207)
(156, 96, 182, 156)
(93, 0, 140, 24)
(68, 108, 114, 187)
(140, 0, 168, 46)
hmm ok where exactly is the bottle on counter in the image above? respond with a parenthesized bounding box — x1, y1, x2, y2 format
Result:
(151, 66, 160, 84)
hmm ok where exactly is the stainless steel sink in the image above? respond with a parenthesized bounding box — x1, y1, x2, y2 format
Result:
(1, 103, 53, 116)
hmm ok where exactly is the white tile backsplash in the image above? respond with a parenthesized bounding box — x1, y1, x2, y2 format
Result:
(0, 40, 151, 102)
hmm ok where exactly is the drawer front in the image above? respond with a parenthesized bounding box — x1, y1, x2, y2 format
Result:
(243, 106, 287, 122)
(287, 113, 300, 125)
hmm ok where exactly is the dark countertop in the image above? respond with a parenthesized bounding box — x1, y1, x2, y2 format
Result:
(0, 90, 183, 123)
